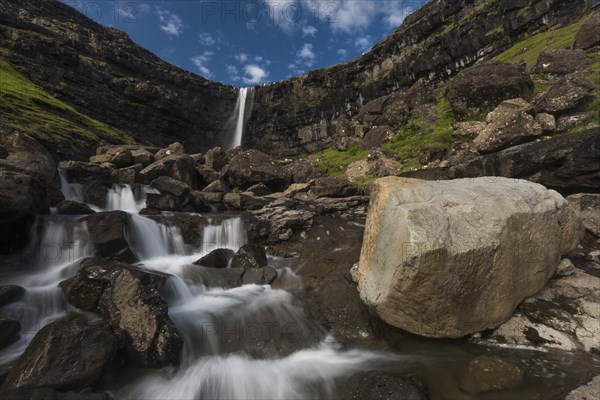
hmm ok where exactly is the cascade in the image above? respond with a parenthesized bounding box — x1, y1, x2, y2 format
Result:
(228, 87, 254, 150)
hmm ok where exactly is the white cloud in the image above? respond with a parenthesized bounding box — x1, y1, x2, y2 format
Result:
(298, 43, 315, 62)
(243, 64, 269, 84)
(355, 36, 373, 51)
(156, 8, 184, 37)
(337, 48, 347, 59)
(302, 26, 318, 37)
(226, 65, 240, 81)
(190, 51, 214, 78)
(327, 0, 378, 34)
(198, 33, 216, 47)
(235, 53, 249, 63)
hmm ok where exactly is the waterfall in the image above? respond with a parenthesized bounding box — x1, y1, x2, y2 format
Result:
(229, 87, 254, 150)
(105, 184, 158, 213)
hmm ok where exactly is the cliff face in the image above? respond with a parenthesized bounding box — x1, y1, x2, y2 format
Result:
(0, 0, 238, 158)
(246, 0, 589, 156)
(0, 0, 591, 159)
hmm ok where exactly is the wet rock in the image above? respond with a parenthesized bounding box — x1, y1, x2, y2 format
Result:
(241, 267, 279, 285)
(59, 161, 112, 205)
(223, 149, 291, 192)
(532, 49, 592, 76)
(534, 113, 556, 133)
(360, 125, 395, 150)
(0, 169, 49, 250)
(223, 192, 268, 210)
(231, 243, 268, 269)
(247, 183, 272, 197)
(460, 355, 524, 394)
(111, 164, 143, 185)
(55, 200, 95, 215)
(0, 388, 111, 400)
(0, 285, 24, 306)
(193, 248, 234, 269)
(343, 372, 428, 400)
(84, 211, 137, 263)
(309, 177, 360, 199)
(204, 147, 228, 171)
(186, 191, 213, 212)
(533, 73, 595, 114)
(575, 13, 600, 49)
(356, 177, 583, 338)
(182, 265, 277, 288)
(154, 142, 185, 160)
(139, 155, 198, 189)
(150, 176, 190, 201)
(473, 98, 542, 153)
(0, 319, 20, 350)
(60, 258, 182, 367)
(447, 60, 533, 119)
(285, 160, 326, 183)
(90, 147, 132, 168)
(452, 121, 486, 139)
(3, 314, 117, 391)
(557, 111, 597, 132)
(193, 191, 224, 205)
(202, 179, 230, 193)
(145, 193, 182, 212)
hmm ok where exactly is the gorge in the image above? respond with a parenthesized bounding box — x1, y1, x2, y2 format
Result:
(0, 0, 599, 399)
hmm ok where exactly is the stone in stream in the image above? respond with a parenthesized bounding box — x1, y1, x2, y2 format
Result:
(230, 243, 268, 269)
(3, 314, 117, 391)
(356, 177, 583, 338)
(60, 257, 183, 368)
(193, 248, 234, 269)
(55, 200, 95, 215)
(59, 161, 112, 205)
(84, 211, 137, 263)
(0, 319, 21, 350)
(0, 284, 25, 307)
(342, 372, 428, 400)
(182, 265, 278, 288)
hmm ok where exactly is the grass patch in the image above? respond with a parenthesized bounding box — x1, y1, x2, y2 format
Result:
(495, 16, 590, 67)
(486, 24, 504, 36)
(315, 145, 368, 177)
(381, 97, 456, 171)
(0, 58, 134, 148)
(352, 175, 377, 190)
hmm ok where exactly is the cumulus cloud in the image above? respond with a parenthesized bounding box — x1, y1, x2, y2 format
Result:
(226, 65, 240, 81)
(198, 33, 216, 47)
(302, 25, 318, 37)
(355, 36, 373, 51)
(156, 8, 184, 37)
(243, 64, 269, 84)
(190, 51, 214, 78)
(235, 53, 249, 63)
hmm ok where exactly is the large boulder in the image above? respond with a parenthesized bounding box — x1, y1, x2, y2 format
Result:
(3, 314, 117, 391)
(0, 285, 24, 307)
(574, 13, 600, 50)
(139, 155, 198, 189)
(0, 319, 20, 350)
(308, 177, 360, 199)
(473, 98, 542, 153)
(533, 73, 595, 114)
(90, 147, 132, 168)
(204, 147, 228, 171)
(84, 211, 136, 262)
(223, 149, 291, 191)
(285, 160, 325, 183)
(193, 248, 234, 269)
(230, 243, 268, 269)
(60, 257, 183, 368)
(356, 177, 583, 338)
(532, 49, 592, 76)
(182, 265, 278, 288)
(447, 60, 534, 119)
(360, 125, 395, 150)
(0, 169, 49, 250)
(346, 149, 402, 181)
(55, 200, 95, 215)
(154, 142, 185, 160)
(150, 176, 190, 201)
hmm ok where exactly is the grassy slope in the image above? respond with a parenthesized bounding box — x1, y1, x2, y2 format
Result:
(0, 58, 135, 153)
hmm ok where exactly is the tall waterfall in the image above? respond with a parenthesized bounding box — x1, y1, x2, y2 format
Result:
(229, 87, 253, 150)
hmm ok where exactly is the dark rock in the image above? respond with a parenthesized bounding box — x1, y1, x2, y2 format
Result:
(223, 193, 269, 210)
(193, 249, 234, 269)
(84, 211, 136, 262)
(231, 243, 268, 269)
(60, 257, 182, 368)
(342, 372, 428, 400)
(111, 164, 142, 185)
(532, 49, 592, 76)
(205, 147, 228, 171)
(145, 193, 182, 212)
(0, 285, 25, 307)
(139, 155, 198, 189)
(247, 183, 272, 197)
(155, 142, 185, 160)
(3, 314, 117, 391)
(90, 147, 132, 168)
(202, 179, 230, 193)
(534, 113, 556, 133)
(183, 265, 277, 288)
(0, 169, 49, 251)
(533, 73, 595, 114)
(0, 388, 110, 400)
(59, 161, 112, 205)
(575, 13, 600, 50)
(196, 165, 222, 187)
(131, 148, 154, 166)
(0, 127, 58, 184)
(186, 191, 213, 212)
(241, 267, 278, 285)
(150, 176, 190, 200)
(309, 177, 360, 199)
(360, 125, 395, 150)
(190, 190, 223, 205)
(447, 60, 534, 120)
(55, 200, 95, 215)
(223, 149, 291, 191)
(473, 98, 542, 153)
(285, 160, 326, 183)
(452, 121, 486, 139)
(556, 111, 597, 132)
(418, 146, 448, 164)
(143, 213, 209, 248)
(253, 205, 314, 241)
(0, 319, 20, 350)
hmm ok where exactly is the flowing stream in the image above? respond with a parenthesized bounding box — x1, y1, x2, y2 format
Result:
(0, 172, 397, 398)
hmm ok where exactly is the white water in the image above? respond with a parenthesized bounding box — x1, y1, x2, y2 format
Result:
(1, 172, 395, 399)
(228, 87, 254, 150)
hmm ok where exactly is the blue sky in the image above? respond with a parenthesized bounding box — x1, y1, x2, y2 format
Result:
(60, 1, 427, 86)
